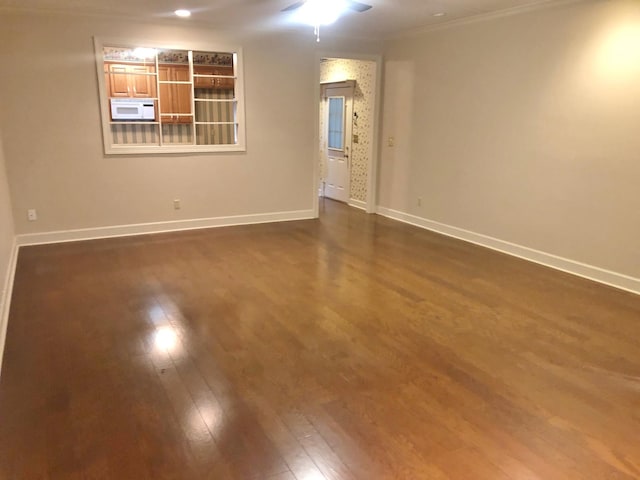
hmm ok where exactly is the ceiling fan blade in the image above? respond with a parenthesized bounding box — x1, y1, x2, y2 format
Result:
(346, 0, 372, 12)
(281, 1, 305, 12)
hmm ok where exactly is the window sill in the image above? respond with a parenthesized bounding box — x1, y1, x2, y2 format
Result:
(105, 144, 246, 155)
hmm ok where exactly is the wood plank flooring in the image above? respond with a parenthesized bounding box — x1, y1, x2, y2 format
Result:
(1, 199, 640, 479)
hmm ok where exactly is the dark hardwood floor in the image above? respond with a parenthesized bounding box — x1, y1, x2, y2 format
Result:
(1, 199, 640, 479)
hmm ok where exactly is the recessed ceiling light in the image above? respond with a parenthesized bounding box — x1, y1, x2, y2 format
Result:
(174, 9, 191, 17)
(433, 12, 446, 17)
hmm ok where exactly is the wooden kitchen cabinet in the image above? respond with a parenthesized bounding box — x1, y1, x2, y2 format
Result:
(193, 65, 234, 90)
(105, 63, 156, 98)
(158, 65, 193, 124)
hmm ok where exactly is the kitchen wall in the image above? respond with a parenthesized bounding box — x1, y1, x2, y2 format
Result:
(380, 0, 640, 281)
(0, 12, 381, 236)
(320, 58, 377, 204)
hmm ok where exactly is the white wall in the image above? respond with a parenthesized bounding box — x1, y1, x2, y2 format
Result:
(380, 0, 640, 281)
(0, 12, 381, 236)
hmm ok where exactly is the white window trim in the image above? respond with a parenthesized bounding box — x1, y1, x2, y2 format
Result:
(327, 95, 346, 152)
(93, 36, 247, 155)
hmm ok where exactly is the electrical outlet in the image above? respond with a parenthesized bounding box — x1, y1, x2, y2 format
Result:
(27, 209, 37, 221)
(173, 199, 181, 210)
(388, 137, 395, 147)
(417, 197, 422, 207)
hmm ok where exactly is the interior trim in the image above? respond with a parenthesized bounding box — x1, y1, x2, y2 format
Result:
(16, 210, 316, 247)
(377, 206, 640, 296)
(314, 52, 384, 219)
(0, 240, 19, 377)
(391, 0, 585, 39)
(348, 198, 367, 211)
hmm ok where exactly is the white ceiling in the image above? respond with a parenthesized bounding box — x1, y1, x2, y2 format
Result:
(0, 0, 559, 38)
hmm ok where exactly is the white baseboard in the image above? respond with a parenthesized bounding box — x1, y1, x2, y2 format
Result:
(16, 209, 316, 247)
(348, 199, 367, 211)
(0, 240, 19, 377)
(376, 207, 640, 296)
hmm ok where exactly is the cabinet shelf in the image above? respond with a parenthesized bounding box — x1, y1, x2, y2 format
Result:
(109, 121, 160, 125)
(194, 98, 236, 103)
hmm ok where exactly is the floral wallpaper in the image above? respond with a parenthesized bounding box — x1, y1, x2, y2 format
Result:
(320, 58, 376, 204)
(193, 52, 234, 66)
(103, 46, 156, 62)
(103, 46, 233, 66)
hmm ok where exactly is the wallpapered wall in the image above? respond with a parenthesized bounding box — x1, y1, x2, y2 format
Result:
(103, 47, 233, 66)
(320, 58, 376, 204)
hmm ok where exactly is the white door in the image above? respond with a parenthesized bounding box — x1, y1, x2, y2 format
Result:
(322, 84, 353, 203)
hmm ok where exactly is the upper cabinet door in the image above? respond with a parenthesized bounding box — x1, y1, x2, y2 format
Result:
(106, 64, 131, 97)
(129, 65, 156, 98)
(105, 63, 157, 98)
(158, 65, 193, 124)
(216, 67, 234, 90)
(193, 66, 234, 90)
(158, 65, 174, 122)
(172, 66, 192, 122)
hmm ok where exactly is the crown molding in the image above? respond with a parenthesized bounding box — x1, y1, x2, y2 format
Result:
(0, 5, 248, 31)
(0, 5, 383, 43)
(387, 0, 588, 40)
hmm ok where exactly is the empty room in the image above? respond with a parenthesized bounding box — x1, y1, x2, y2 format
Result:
(1, 0, 639, 478)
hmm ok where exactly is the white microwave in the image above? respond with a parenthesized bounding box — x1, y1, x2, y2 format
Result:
(110, 98, 155, 121)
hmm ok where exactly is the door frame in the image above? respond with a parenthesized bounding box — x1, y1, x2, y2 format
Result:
(312, 52, 383, 217)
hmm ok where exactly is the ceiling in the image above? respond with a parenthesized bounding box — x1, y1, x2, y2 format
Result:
(0, 0, 559, 38)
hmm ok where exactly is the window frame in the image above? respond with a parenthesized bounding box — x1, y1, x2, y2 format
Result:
(94, 37, 246, 155)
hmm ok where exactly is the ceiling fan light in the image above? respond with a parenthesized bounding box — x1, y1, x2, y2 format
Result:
(294, 0, 348, 26)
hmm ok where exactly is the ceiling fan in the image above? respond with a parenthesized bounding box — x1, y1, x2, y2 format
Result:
(282, 0, 373, 42)
(282, 0, 373, 14)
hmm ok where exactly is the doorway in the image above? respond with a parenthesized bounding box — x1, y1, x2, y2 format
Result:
(315, 56, 381, 216)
